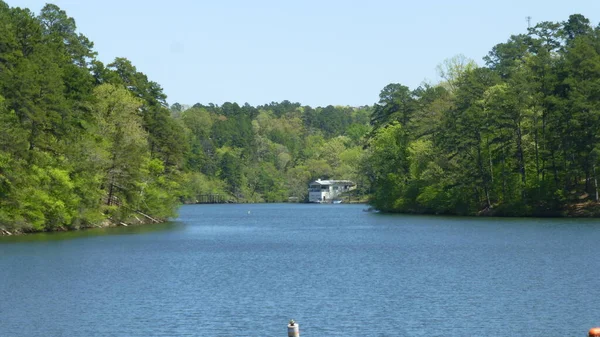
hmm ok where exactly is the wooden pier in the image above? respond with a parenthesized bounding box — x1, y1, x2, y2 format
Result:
(196, 194, 226, 204)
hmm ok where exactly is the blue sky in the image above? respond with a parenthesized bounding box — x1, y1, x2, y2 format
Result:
(11, 0, 600, 107)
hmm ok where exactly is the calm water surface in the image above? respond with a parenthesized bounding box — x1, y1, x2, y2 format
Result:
(1, 204, 600, 336)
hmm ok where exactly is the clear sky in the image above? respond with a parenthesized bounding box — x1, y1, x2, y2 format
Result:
(11, 0, 600, 107)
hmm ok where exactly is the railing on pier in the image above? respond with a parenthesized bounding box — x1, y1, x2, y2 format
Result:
(196, 194, 226, 204)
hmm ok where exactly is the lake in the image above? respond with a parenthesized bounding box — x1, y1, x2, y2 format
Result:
(1, 203, 599, 336)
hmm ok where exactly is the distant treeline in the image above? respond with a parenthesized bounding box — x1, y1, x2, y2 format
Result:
(1, 0, 599, 235)
(172, 101, 371, 204)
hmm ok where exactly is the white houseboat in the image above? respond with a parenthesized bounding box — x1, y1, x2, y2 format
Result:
(308, 179, 356, 203)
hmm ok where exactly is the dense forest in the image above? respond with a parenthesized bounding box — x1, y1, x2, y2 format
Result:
(365, 14, 600, 216)
(172, 101, 371, 203)
(0, 2, 371, 233)
(1, 1, 599, 234)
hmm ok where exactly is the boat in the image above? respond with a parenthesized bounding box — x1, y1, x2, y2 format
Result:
(308, 179, 356, 203)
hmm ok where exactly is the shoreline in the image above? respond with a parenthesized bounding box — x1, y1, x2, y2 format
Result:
(376, 200, 600, 218)
(0, 216, 164, 237)
(3, 201, 600, 237)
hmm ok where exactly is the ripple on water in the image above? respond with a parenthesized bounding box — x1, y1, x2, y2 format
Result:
(1, 204, 600, 336)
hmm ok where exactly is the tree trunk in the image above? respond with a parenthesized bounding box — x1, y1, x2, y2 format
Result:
(515, 121, 526, 200)
(477, 134, 491, 208)
(533, 112, 540, 184)
(594, 164, 599, 202)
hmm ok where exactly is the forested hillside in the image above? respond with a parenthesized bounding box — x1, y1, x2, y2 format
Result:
(365, 14, 600, 216)
(0, 2, 191, 232)
(0, 2, 371, 233)
(172, 101, 371, 203)
(1, 0, 599, 235)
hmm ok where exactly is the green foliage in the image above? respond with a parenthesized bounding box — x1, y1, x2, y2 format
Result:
(364, 122, 408, 211)
(0, 1, 376, 233)
(172, 98, 370, 203)
(0, 3, 192, 232)
(4, 2, 596, 233)
(365, 14, 600, 216)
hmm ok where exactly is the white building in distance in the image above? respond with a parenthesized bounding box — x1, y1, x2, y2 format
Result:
(308, 179, 356, 203)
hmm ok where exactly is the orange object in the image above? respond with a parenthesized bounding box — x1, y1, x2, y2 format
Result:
(589, 327, 600, 337)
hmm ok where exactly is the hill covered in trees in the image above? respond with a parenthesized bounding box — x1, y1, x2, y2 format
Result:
(0, 2, 190, 233)
(0, 2, 371, 233)
(171, 101, 371, 204)
(1, 1, 599, 235)
(364, 14, 600, 216)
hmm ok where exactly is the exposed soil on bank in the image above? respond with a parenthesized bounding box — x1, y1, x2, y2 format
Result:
(0, 215, 163, 237)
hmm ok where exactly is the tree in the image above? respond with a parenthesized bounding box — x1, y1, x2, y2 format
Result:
(38, 3, 96, 66)
(436, 54, 477, 92)
(562, 14, 592, 43)
(371, 84, 415, 130)
(365, 122, 409, 211)
(92, 84, 148, 213)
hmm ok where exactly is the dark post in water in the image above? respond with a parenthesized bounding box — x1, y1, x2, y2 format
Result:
(288, 319, 299, 337)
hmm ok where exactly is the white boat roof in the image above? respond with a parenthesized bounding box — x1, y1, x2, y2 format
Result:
(310, 179, 355, 186)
